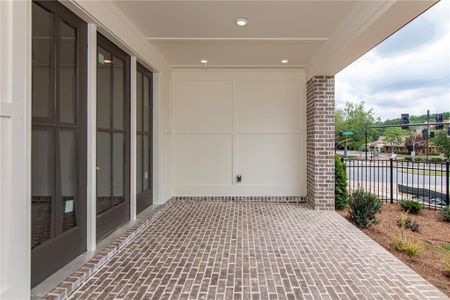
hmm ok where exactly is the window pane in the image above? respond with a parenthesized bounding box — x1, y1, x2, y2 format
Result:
(59, 22, 77, 124)
(136, 135, 143, 194)
(136, 71, 143, 131)
(32, 129, 53, 248)
(97, 132, 111, 215)
(32, 3, 54, 120)
(59, 130, 78, 231)
(97, 47, 112, 129)
(143, 75, 150, 132)
(143, 134, 150, 191)
(113, 56, 125, 130)
(112, 133, 125, 206)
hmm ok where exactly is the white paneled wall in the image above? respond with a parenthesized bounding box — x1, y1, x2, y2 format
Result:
(172, 70, 306, 196)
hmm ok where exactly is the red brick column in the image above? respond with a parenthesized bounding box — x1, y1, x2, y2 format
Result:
(306, 76, 335, 210)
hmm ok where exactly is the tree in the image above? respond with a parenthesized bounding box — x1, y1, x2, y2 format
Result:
(335, 155, 348, 210)
(384, 127, 405, 153)
(431, 130, 450, 160)
(335, 101, 379, 150)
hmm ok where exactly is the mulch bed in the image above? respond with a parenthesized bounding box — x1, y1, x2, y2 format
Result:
(338, 203, 450, 297)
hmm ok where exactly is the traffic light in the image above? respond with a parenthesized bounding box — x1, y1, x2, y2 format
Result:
(422, 128, 428, 139)
(401, 114, 409, 129)
(448, 126, 450, 137)
(435, 113, 443, 129)
(430, 131, 435, 139)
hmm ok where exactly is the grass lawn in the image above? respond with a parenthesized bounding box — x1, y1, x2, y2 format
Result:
(338, 203, 450, 297)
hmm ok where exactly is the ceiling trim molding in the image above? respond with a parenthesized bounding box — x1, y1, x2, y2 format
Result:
(305, 0, 394, 79)
(147, 37, 327, 42)
(172, 64, 306, 69)
(305, 0, 437, 79)
(63, 0, 172, 75)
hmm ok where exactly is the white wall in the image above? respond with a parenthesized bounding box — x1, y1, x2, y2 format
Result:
(171, 70, 306, 196)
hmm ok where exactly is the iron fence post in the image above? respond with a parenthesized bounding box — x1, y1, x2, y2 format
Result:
(390, 158, 394, 204)
(446, 160, 449, 206)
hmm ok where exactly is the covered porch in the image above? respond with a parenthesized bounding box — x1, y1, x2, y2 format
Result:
(0, 0, 442, 299)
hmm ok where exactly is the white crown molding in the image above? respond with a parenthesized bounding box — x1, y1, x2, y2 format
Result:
(63, 0, 172, 75)
(305, 0, 437, 78)
(306, 0, 394, 78)
(172, 64, 306, 69)
(147, 37, 327, 42)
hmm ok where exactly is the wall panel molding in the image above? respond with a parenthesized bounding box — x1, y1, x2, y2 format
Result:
(172, 69, 306, 196)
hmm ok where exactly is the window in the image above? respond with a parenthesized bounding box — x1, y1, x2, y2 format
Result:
(136, 64, 153, 213)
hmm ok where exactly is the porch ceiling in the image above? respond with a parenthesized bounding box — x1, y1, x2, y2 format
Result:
(113, 0, 437, 75)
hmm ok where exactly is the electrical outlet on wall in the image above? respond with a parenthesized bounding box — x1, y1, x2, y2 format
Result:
(236, 175, 242, 183)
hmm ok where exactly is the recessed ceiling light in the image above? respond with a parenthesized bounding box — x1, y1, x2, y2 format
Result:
(201, 59, 208, 64)
(235, 17, 248, 27)
(281, 59, 288, 64)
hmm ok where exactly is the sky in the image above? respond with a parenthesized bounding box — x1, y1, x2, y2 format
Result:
(335, 0, 450, 121)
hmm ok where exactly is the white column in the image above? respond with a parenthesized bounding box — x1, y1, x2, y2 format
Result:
(0, 0, 32, 298)
(130, 57, 137, 220)
(153, 73, 162, 204)
(86, 23, 97, 251)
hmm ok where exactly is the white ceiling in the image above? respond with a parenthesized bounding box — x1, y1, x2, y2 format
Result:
(113, 0, 437, 72)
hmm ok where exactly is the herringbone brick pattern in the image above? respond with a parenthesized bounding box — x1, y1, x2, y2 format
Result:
(69, 201, 447, 300)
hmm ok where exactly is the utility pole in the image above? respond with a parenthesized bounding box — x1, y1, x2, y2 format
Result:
(426, 109, 430, 160)
(365, 130, 368, 161)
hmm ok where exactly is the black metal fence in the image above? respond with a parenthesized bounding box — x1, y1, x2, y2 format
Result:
(344, 158, 450, 209)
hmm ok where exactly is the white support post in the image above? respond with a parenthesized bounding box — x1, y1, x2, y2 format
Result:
(130, 57, 137, 220)
(153, 73, 162, 204)
(86, 23, 97, 251)
(0, 0, 32, 298)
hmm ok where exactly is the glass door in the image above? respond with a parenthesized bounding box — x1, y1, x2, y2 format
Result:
(31, 1, 87, 287)
(96, 34, 130, 240)
(136, 64, 153, 213)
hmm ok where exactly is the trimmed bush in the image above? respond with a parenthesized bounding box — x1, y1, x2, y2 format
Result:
(441, 206, 450, 222)
(335, 156, 348, 210)
(348, 189, 383, 228)
(399, 199, 422, 214)
(428, 157, 444, 162)
(392, 234, 423, 257)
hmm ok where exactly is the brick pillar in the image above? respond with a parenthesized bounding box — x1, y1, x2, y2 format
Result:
(306, 76, 335, 210)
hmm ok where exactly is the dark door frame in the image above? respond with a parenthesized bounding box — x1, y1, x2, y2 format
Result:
(136, 63, 153, 214)
(96, 34, 131, 240)
(31, 0, 87, 287)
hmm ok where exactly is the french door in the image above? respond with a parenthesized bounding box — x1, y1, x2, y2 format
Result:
(31, 1, 87, 287)
(136, 64, 153, 213)
(96, 34, 130, 240)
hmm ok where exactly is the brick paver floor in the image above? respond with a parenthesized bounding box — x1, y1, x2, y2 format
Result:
(70, 201, 448, 300)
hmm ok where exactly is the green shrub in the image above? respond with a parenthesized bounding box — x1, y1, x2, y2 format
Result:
(348, 189, 383, 228)
(428, 157, 444, 162)
(403, 156, 413, 161)
(399, 199, 422, 214)
(335, 156, 348, 210)
(392, 234, 423, 257)
(441, 206, 450, 222)
(396, 213, 419, 232)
